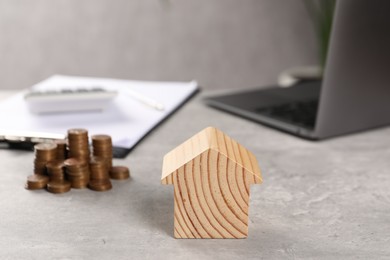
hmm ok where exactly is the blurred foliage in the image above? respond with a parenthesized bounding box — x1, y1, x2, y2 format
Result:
(303, 0, 336, 71)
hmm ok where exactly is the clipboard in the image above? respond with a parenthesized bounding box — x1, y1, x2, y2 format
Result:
(0, 75, 199, 158)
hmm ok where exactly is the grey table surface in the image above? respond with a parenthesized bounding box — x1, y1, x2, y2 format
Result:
(0, 92, 389, 260)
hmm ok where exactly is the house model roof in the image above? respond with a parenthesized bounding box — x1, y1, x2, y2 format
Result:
(161, 127, 262, 182)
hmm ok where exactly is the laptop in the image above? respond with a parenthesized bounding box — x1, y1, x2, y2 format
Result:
(205, 0, 390, 140)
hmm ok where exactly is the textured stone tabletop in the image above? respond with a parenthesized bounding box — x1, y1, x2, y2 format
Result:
(0, 93, 389, 259)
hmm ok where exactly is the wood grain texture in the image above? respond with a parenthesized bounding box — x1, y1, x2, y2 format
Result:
(162, 127, 262, 239)
(162, 127, 262, 181)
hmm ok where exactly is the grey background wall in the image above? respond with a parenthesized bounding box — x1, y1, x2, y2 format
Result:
(0, 0, 317, 90)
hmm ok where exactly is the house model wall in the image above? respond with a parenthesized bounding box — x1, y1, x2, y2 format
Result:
(162, 127, 262, 239)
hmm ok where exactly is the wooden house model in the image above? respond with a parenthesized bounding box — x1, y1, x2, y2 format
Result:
(161, 127, 262, 239)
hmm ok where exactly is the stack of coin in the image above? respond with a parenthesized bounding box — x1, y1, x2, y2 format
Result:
(54, 139, 67, 161)
(64, 158, 90, 189)
(109, 166, 130, 180)
(67, 129, 90, 164)
(34, 143, 58, 175)
(46, 161, 65, 181)
(25, 174, 49, 190)
(88, 157, 112, 191)
(27, 128, 131, 194)
(91, 135, 113, 170)
(47, 180, 71, 194)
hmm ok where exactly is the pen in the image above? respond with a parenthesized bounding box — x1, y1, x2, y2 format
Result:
(0, 130, 65, 150)
(121, 89, 165, 111)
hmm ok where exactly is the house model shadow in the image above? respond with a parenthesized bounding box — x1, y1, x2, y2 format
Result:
(161, 127, 262, 239)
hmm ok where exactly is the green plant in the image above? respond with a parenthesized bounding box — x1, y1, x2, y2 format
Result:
(303, 0, 336, 71)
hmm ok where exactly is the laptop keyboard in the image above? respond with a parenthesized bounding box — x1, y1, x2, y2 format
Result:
(255, 99, 319, 129)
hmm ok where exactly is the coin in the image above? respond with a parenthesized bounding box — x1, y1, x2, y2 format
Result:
(91, 134, 111, 144)
(64, 158, 87, 168)
(46, 160, 65, 181)
(34, 142, 57, 152)
(67, 128, 90, 162)
(89, 154, 112, 191)
(109, 166, 130, 180)
(67, 128, 88, 136)
(91, 134, 113, 169)
(33, 159, 48, 175)
(88, 179, 112, 192)
(47, 181, 71, 194)
(33, 142, 58, 175)
(34, 143, 57, 159)
(54, 139, 67, 160)
(64, 157, 90, 188)
(70, 178, 89, 189)
(46, 160, 65, 169)
(90, 159, 109, 180)
(25, 174, 49, 190)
